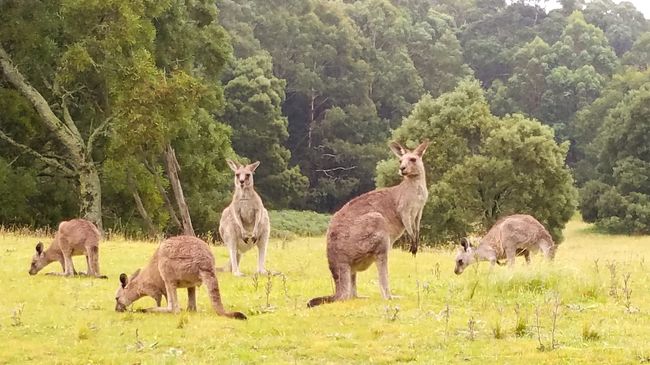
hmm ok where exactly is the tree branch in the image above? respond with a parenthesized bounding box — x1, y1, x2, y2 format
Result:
(316, 166, 357, 178)
(61, 96, 83, 140)
(86, 116, 113, 155)
(0, 129, 75, 176)
(0, 45, 83, 166)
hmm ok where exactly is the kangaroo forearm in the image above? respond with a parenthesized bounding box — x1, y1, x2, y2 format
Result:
(232, 214, 245, 234)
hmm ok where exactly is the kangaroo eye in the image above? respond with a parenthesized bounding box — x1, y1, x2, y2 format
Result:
(246, 174, 251, 178)
(235, 173, 240, 178)
(410, 158, 416, 162)
(457, 259, 463, 265)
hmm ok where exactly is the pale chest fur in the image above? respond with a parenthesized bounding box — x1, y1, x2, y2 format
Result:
(397, 183, 428, 221)
(233, 200, 259, 230)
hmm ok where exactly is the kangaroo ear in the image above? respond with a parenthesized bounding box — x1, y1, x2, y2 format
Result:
(226, 159, 239, 172)
(389, 141, 408, 158)
(35, 242, 43, 254)
(413, 140, 431, 157)
(119, 273, 128, 288)
(247, 161, 261, 172)
(460, 237, 470, 252)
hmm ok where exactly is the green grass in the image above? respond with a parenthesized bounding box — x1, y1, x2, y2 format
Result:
(1, 219, 650, 364)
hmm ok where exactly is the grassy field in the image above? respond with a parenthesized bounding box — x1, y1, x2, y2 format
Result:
(1, 219, 650, 364)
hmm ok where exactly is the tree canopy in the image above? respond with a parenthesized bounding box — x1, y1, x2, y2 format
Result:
(1, 0, 649, 239)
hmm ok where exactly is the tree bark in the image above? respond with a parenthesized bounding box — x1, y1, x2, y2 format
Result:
(143, 157, 182, 230)
(128, 172, 159, 239)
(0, 46, 104, 231)
(164, 144, 194, 236)
(78, 162, 103, 231)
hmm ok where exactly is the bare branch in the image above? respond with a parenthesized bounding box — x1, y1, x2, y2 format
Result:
(86, 116, 113, 154)
(57, 84, 86, 138)
(0, 129, 75, 176)
(61, 97, 82, 140)
(316, 166, 357, 178)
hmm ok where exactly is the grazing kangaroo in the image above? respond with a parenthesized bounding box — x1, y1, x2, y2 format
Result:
(114, 235, 246, 320)
(307, 141, 430, 308)
(28, 218, 106, 278)
(219, 159, 270, 276)
(454, 214, 556, 275)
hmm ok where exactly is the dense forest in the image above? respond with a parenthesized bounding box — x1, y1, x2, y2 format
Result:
(0, 0, 649, 241)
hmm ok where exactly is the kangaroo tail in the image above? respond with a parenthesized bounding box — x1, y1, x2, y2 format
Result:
(200, 270, 247, 320)
(307, 295, 335, 308)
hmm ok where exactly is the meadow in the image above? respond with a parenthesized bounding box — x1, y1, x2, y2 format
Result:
(1, 219, 650, 364)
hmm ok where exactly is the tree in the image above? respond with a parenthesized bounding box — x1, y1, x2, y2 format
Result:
(487, 10, 617, 149)
(579, 84, 650, 234)
(572, 68, 650, 185)
(583, 0, 649, 56)
(503, 36, 553, 119)
(106, 0, 234, 236)
(376, 80, 576, 244)
(222, 53, 308, 208)
(551, 11, 618, 77)
(0, 0, 234, 236)
(0, 0, 174, 230)
(623, 32, 650, 70)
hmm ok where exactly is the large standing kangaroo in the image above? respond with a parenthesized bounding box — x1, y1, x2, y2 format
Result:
(219, 160, 270, 276)
(308, 141, 430, 307)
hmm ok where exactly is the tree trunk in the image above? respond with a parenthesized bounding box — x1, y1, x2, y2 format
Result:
(144, 157, 182, 229)
(128, 172, 159, 239)
(164, 144, 195, 236)
(308, 89, 315, 148)
(78, 162, 104, 232)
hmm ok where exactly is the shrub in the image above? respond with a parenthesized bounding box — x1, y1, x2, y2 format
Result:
(268, 210, 330, 238)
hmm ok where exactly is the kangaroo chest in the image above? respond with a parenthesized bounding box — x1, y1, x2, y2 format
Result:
(398, 184, 428, 220)
(235, 201, 258, 229)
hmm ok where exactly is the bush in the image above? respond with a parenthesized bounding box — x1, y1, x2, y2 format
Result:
(268, 210, 331, 238)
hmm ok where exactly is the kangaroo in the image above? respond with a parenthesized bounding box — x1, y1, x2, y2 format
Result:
(114, 235, 247, 319)
(454, 214, 556, 275)
(307, 141, 430, 308)
(28, 218, 106, 278)
(219, 159, 270, 276)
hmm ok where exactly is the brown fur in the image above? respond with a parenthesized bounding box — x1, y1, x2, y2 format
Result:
(454, 214, 556, 275)
(28, 218, 105, 278)
(219, 160, 270, 276)
(308, 141, 430, 307)
(115, 235, 246, 320)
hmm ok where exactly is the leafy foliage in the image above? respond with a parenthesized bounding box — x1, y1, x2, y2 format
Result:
(579, 84, 650, 234)
(1, 0, 650, 239)
(222, 54, 308, 208)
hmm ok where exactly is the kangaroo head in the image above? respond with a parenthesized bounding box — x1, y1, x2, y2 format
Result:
(454, 237, 477, 275)
(28, 242, 48, 275)
(115, 269, 142, 312)
(389, 140, 430, 178)
(227, 159, 260, 190)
